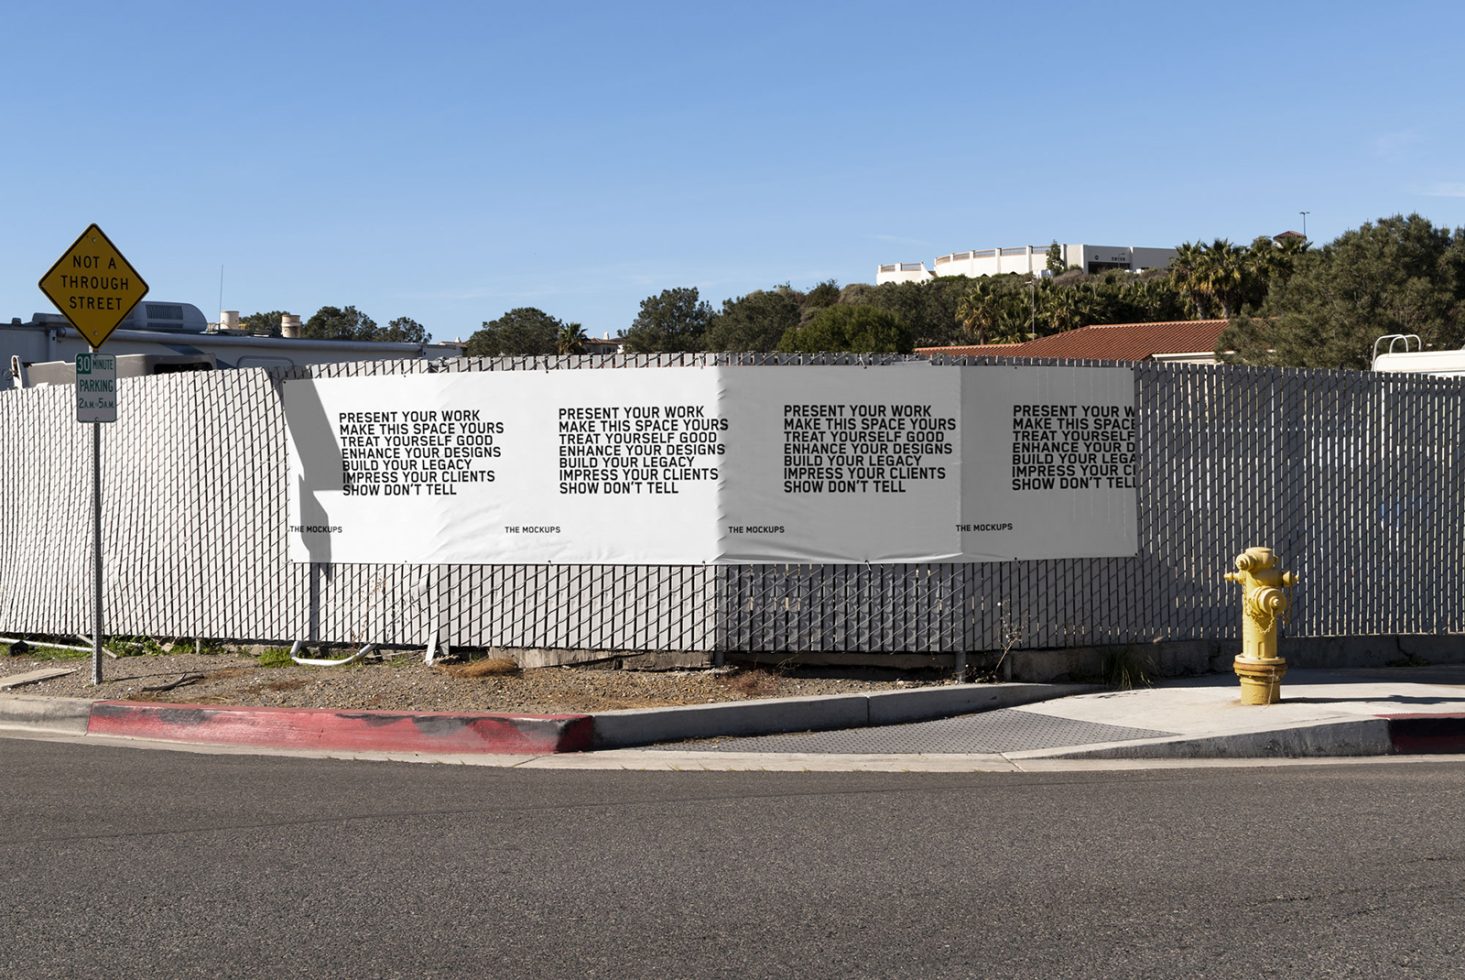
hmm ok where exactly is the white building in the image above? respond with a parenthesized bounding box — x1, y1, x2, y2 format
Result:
(1, 302, 462, 391)
(877, 243, 1177, 284)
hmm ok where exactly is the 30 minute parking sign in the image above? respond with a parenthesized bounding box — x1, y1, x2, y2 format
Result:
(75, 353, 117, 423)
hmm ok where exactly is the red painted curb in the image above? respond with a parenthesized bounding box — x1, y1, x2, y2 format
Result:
(87, 701, 593, 754)
(1381, 714, 1465, 755)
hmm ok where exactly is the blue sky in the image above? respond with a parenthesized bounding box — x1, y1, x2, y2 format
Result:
(4, 1, 1464, 341)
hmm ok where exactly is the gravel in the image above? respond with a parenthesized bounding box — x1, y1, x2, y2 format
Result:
(0, 648, 943, 714)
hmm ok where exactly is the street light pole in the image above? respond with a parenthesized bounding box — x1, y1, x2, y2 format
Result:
(1300, 211, 1310, 240)
(1029, 277, 1037, 337)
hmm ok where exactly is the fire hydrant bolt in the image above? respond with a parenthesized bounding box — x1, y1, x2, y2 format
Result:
(1225, 547, 1297, 705)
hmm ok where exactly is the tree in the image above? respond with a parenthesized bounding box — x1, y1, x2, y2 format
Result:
(1124, 271, 1189, 323)
(1036, 282, 1098, 335)
(956, 277, 1030, 344)
(853, 278, 968, 346)
(1219, 214, 1464, 369)
(621, 287, 714, 353)
(1169, 240, 1242, 318)
(379, 316, 430, 344)
(1169, 239, 1271, 319)
(799, 279, 841, 317)
(1241, 234, 1309, 310)
(465, 307, 565, 357)
(1170, 241, 1209, 318)
(704, 287, 802, 352)
(1062, 268, 1189, 326)
(302, 305, 377, 341)
(1199, 239, 1248, 317)
(1046, 241, 1067, 274)
(556, 322, 588, 355)
(242, 310, 289, 336)
(776, 305, 912, 354)
(1169, 235, 1312, 322)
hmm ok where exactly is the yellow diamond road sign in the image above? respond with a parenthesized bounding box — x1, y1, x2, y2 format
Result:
(38, 224, 149, 349)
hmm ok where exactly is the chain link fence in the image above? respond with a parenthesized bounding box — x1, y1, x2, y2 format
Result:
(1, 354, 1459, 657)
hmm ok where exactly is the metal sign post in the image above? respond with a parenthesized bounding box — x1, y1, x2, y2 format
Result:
(39, 226, 147, 686)
(76, 351, 117, 684)
(92, 405, 102, 685)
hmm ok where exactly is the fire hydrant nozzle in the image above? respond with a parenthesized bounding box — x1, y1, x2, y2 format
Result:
(1226, 547, 1297, 705)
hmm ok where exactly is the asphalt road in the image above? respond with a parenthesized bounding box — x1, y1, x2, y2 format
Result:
(2, 737, 1462, 978)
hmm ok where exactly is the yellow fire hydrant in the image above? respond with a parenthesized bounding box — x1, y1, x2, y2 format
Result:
(1225, 547, 1298, 705)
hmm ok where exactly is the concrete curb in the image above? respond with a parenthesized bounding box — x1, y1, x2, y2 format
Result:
(9, 688, 1457, 762)
(0, 694, 93, 735)
(1018, 718, 1397, 761)
(0, 683, 1096, 755)
(1020, 714, 1465, 761)
(1383, 714, 1465, 754)
(590, 682, 1097, 749)
(86, 701, 594, 755)
(591, 694, 870, 750)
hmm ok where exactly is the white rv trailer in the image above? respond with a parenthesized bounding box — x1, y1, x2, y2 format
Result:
(1371, 334, 1465, 378)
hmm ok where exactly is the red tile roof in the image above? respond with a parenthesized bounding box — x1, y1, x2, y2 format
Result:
(917, 319, 1228, 362)
(916, 343, 1018, 358)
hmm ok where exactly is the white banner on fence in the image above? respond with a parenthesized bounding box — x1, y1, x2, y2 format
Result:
(718, 365, 963, 563)
(284, 364, 1136, 565)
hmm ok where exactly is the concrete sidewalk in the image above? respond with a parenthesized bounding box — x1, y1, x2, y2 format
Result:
(644, 665, 1465, 762)
(1023, 665, 1465, 759)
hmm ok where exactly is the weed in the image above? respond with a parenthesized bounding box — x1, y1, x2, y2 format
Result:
(970, 601, 1027, 682)
(110, 637, 170, 657)
(103, 637, 229, 658)
(1103, 647, 1153, 690)
(257, 647, 295, 669)
(443, 656, 520, 678)
(719, 668, 780, 698)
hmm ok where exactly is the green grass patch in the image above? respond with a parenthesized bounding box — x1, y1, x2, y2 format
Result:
(111, 637, 230, 657)
(257, 647, 295, 668)
(9, 643, 89, 661)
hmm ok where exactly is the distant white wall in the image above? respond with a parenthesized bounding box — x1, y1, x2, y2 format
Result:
(1130, 247, 1176, 271)
(880, 243, 1178, 283)
(875, 262, 936, 285)
(931, 246, 1047, 278)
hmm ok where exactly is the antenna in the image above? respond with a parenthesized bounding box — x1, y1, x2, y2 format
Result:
(218, 265, 224, 315)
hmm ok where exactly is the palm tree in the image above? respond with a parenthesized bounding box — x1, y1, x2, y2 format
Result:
(556, 322, 588, 355)
(956, 280, 1002, 344)
(1171, 240, 1249, 318)
(1171, 241, 1207, 318)
(1198, 239, 1246, 318)
(1038, 284, 1097, 334)
(957, 278, 1030, 344)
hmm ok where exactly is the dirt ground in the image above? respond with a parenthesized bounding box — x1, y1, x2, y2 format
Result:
(0, 645, 944, 714)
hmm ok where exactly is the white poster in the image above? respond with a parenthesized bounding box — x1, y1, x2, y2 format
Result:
(957, 364, 1138, 560)
(285, 368, 723, 564)
(717, 365, 962, 562)
(284, 364, 1136, 565)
